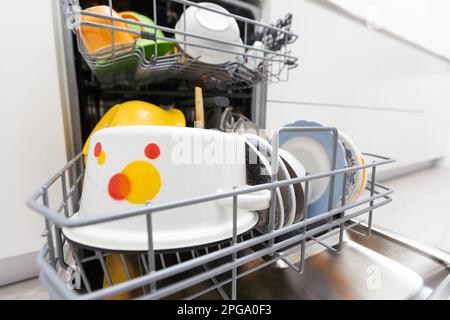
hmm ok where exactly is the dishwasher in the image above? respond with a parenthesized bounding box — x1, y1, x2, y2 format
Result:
(26, 0, 450, 300)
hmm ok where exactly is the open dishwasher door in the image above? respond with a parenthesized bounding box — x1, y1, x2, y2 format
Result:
(216, 223, 450, 300)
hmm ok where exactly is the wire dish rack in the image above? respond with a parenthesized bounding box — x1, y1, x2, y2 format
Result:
(66, 0, 298, 90)
(27, 127, 394, 299)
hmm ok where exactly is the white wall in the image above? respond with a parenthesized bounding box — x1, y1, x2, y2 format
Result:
(324, 0, 450, 60)
(0, 1, 68, 284)
(264, 0, 450, 174)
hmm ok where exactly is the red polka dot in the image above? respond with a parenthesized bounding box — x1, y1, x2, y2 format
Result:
(94, 142, 102, 157)
(144, 143, 160, 159)
(108, 173, 131, 200)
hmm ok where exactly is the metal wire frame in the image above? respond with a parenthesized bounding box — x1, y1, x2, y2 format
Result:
(66, 0, 298, 89)
(27, 127, 394, 300)
(82, 51, 270, 90)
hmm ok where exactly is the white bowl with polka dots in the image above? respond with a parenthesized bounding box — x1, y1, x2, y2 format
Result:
(63, 126, 270, 251)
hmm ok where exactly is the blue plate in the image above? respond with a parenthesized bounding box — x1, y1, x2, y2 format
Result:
(278, 120, 346, 217)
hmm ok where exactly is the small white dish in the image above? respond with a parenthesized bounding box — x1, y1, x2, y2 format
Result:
(245, 41, 265, 70)
(175, 2, 245, 64)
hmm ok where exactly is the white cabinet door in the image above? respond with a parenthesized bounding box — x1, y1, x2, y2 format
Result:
(0, 1, 68, 285)
(264, 0, 450, 173)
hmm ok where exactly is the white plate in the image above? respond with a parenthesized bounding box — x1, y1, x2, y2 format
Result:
(281, 136, 330, 203)
(279, 149, 311, 223)
(279, 120, 346, 217)
(245, 139, 285, 231)
(244, 134, 296, 227)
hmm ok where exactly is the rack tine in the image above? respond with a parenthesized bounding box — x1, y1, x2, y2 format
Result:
(367, 165, 377, 235)
(60, 171, 69, 218)
(193, 251, 230, 301)
(72, 245, 92, 292)
(70, 161, 79, 213)
(140, 254, 149, 274)
(326, 128, 339, 231)
(119, 254, 132, 280)
(244, 22, 248, 46)
(232, 189, 238, 300)
(298, 177, 310, 273)
(42, 188, 56, 268)
(137, 258, 149, 295)
(347, 165, 377, 238)
(153, 0, 158, 57)
(96, 251, 112, 287)
(159, 254, 166, 269)
(337, 171, 348, 251)
(146, 212, 157, 292)
(107, 0, 116, 67)
(183, 2, 187, 54)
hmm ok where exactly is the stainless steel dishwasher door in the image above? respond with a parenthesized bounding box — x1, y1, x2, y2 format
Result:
(176, 223, 450, 300)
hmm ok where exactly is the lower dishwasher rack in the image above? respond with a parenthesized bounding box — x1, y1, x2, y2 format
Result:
(28, 126, 448, 300)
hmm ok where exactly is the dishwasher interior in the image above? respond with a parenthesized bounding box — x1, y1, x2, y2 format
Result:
(25, 0, 450, 300)
(67, 0, 274, 151)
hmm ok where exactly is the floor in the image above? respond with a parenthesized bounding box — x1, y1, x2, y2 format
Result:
(373, 167, 450, 253)
(0, 277, 48, 300)
(1, 167, 449, 300)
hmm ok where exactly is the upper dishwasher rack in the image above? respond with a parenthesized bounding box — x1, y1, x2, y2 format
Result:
(66, 0, 298, 90)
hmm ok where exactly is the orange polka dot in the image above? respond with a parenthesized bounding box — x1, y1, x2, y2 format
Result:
(108, 173, 131, 200)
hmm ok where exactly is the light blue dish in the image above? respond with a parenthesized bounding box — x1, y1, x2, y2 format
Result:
(279, 120, 346, 217)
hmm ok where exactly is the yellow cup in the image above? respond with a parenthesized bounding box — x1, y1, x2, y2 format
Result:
(83, 100, 186, 158)
(80, 6, 141, 55)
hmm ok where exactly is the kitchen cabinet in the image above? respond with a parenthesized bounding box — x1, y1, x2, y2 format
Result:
(0, 1, 68, 285)
(264, 0, 450, 176)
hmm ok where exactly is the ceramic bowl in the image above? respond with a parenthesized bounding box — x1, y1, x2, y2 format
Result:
(65, 126, 270, 251)
(174, 2, 244, 64)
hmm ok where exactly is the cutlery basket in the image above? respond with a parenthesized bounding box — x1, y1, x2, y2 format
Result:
(27, 126, 395, 300)
(65, 0, 298, 90)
